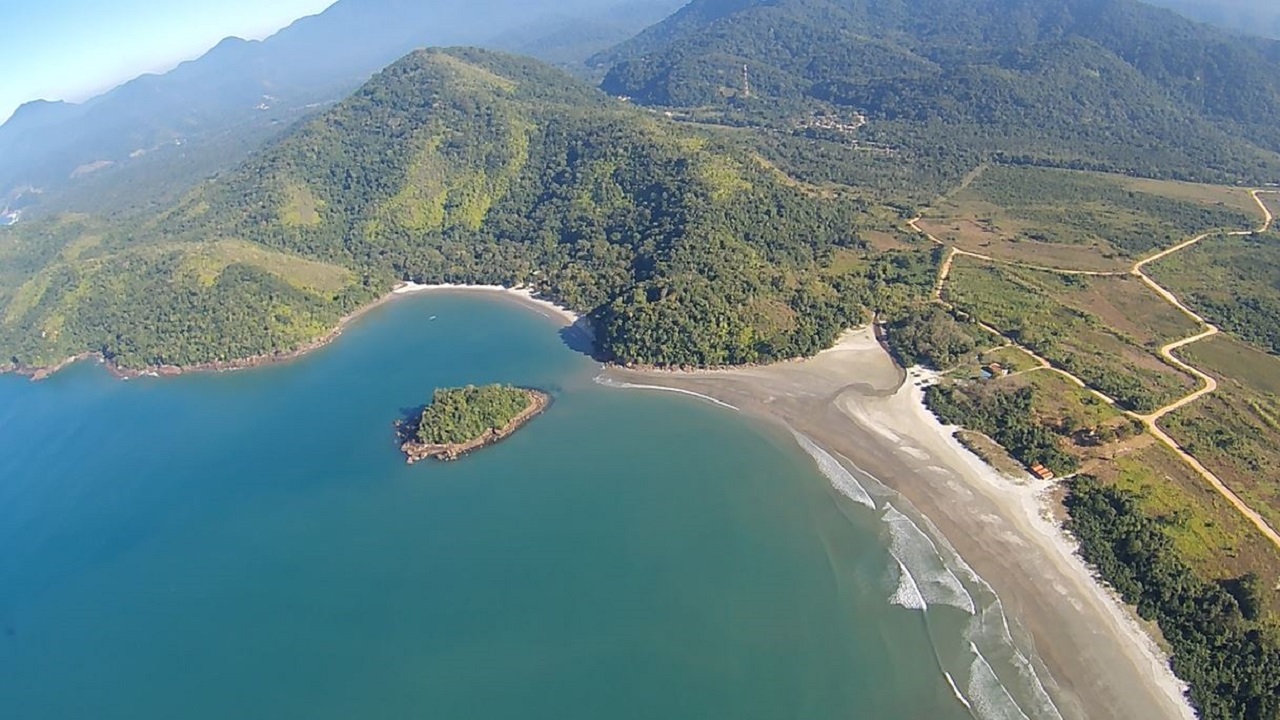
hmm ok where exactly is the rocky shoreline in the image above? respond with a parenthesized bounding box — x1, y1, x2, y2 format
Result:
(398, 388, 552, 464)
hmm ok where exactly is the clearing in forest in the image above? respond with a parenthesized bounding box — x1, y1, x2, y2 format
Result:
(943, 256, 1198, 413)
(919, 166, 1258, 271)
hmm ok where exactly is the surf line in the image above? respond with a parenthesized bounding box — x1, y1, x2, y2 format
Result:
(593, 376, 741, 412)
(792, 430, 877, 509)
(945, 672, 974, 712)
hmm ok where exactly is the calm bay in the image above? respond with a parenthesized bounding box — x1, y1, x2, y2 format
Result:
(0, 294, 1005, 719)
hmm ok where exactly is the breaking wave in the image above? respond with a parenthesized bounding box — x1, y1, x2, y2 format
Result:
(924, 519, 1065, 720)
(969, 643, 1033, 720)
(945, 672, 974, 711)
(792, 431, 875, 509)
(890, 558, 927, 611)
(884, 504, 976, 614)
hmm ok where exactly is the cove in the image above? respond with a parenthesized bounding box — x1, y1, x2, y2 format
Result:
(0, 293, 976, 719)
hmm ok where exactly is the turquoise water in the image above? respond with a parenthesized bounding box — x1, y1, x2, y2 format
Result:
(0, 295, 1049, 719)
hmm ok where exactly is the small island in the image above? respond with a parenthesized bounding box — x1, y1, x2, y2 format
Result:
(398, 384, 551, 463)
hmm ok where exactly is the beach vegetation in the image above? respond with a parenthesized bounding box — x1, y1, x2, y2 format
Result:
(926, 383, 1078, 476)
(883, 305, 989, 370)
(1066, 477, 1280, 720)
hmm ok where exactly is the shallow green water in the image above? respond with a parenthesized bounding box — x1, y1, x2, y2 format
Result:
(0, 294, 1051, 719)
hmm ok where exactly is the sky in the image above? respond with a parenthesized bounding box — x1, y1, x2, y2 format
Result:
(0, 0, 339, 123)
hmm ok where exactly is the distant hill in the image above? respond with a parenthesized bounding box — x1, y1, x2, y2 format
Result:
(0, 0, 682, 216)
(0, 48, 926, 371)
(592, 0, 1280, 184)
(1145, 0, 1280, 39)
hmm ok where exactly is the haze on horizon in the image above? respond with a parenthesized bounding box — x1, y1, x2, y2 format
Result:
(9, 0, 1280, 126)
(0, 0, 338, 123)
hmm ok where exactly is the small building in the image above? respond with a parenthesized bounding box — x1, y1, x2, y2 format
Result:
(1029, 463, 1055, 480)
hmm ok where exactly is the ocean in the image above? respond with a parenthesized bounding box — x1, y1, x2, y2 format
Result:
(0, 293, 1057, 719)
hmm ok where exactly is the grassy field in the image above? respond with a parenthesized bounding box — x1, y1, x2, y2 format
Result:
(1147, 231, 1280, 355)
(944, 257, 1197, 412)
(915, 169, 1280, 617)
(1118, 177, 1263, 217)
(180, 240, 353, 294)
(1017, 370, 1134, 435)
(1258, 191, 1280, 225)
(960, 358, 1280, 613)
(1161, 334, 1280, 533)
(977, 345, 1041, 373)
(935, 357, 1280, 615)
(1182, 334, 1280, 396)
(919, 166, 1259, 271)
(1085, 439, 1280, 610)
(1043, 272, 1200, 349)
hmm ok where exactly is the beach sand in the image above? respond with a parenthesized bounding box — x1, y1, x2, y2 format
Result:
(605, 326, 1195, 720)
(393, 282, 582, 326)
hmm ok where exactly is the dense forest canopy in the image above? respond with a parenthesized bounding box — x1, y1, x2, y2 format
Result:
(0, 48, 934, 370)
(415, 385, 534, 445)
(5, 0, 1280, 373)
(594, 0, 1280, 185)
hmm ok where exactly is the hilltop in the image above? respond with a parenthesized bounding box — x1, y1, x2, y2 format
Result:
(0, 48, 931, 371)
(0, 0, 683, 217)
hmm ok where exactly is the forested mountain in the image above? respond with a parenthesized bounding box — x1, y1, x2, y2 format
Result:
(0, 0, 682, 217)
(0, 49, 932, 371)
(594, 0, 1280, 184)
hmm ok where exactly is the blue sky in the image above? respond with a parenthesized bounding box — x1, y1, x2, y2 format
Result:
(1, 0, 338, 122)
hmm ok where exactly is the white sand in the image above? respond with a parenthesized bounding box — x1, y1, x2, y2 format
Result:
(392, 282, 581, 327)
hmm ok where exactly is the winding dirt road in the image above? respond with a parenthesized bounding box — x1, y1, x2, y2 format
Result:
(912, 189, 1280, 553)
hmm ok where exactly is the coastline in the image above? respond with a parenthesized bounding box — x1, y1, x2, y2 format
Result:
(602, 327, 1196, 720)
(6, 281, 587, 382)
(1, 277, 1197, 716)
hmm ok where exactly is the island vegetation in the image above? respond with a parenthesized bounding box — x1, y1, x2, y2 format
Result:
(399, 384, 549, 463)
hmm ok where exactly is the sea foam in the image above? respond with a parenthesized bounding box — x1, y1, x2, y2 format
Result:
(889, 558, 927, 611)
(792, 432, 876, 509)
(884, 504, 976, 614)
(969, 643, 1033, 720)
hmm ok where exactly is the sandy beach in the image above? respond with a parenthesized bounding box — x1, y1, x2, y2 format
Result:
(392, 282, 583, 327)
(605, 326, 1195, 720)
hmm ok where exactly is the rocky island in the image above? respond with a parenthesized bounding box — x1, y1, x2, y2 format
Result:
(398, 384, 551, 463)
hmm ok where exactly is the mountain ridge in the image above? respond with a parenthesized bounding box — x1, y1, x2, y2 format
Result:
(594, 0, 1280, 184)
(0, 48, 924, 370)
(0, 0, 683, 215)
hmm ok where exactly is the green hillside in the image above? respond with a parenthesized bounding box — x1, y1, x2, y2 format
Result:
(0, 48, 933, 371)
(594, 0, 1280, 185)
